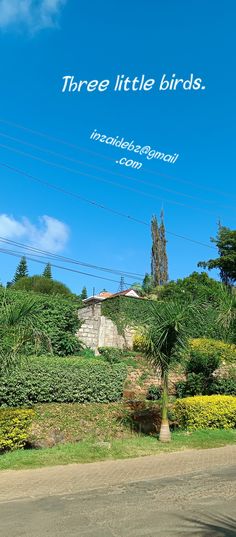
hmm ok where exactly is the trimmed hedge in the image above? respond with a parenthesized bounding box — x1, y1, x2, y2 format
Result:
(0, 408, 34, 451)
(0, 357, 127, 407)
(175, 395, 236, 430)
(189, 338, 236, 364)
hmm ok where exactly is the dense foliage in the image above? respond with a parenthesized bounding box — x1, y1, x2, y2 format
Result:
(189, 338, 236, 364)
(176, 338, 236, 397)
(101, 296, 153, 334)
(12, 275, 72, 296)
(102, 275, 234, 341)
(0, 356, 127, 406)
(98, 347, 123, 363)
(0, 288, 82, 356)
(0, 408, 34, 451)
(158, 272, 223, 304)
(175, 395, 236, 430)
(146, 384, 162, 401)
(0, 294, 46, 373)
(198, 224, 236, 286)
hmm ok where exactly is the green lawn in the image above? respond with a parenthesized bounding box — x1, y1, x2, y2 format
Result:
(1, 429, 236, 471)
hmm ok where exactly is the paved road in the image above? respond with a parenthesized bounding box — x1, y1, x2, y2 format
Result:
(0, 446, 236, 537)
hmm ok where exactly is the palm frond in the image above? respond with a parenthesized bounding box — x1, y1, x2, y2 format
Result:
(142, 300, 200, 373)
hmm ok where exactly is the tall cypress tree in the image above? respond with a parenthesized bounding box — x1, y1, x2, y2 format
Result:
(13, 256, 29, 283)
(159, 210, 168, 285)
(151, 213, 168, 286)
(151, 216, 161, 286)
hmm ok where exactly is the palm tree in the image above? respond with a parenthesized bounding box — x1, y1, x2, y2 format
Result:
(0, 295, 48, 372)
(143, 301, 197, 442)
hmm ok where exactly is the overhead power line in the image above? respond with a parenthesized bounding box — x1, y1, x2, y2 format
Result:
(0, 117, 234, 201)
(0, 236, 144, 280)
(0, 130, 233, 211)
(0, 161, 216, 250)
(0, 248, 134, 286)
(0, 141, 220, 215)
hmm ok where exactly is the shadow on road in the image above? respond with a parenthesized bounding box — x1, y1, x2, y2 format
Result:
(176, 514, 236, 536)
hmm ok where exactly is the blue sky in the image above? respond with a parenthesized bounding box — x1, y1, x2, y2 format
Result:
(0, 0, 235, 295)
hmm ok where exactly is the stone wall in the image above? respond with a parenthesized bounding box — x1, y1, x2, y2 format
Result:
(77, 303, 136, 354)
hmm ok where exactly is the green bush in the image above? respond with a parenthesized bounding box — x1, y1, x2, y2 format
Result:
(175, 339, 230, 397)
(186, 351, 221, 377)
(0, 357, 127, 407)
(175, 395, 236, 430)
(78, 348, 96, 359)
(0, 408, 34, 451)
(0, 288, 82, 356)
(175, 373, 205, 398)
(146, 385, 161, 401)
(98, 347, 123, 363)
(209, 378, 236, 396)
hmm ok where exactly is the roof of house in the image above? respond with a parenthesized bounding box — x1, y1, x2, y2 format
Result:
(82, 288, 141, 304)
(110, 289, 141, 299)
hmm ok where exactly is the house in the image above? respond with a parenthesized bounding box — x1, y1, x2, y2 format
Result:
(82, 288, 141, 305)
(77, 289, 142, 353)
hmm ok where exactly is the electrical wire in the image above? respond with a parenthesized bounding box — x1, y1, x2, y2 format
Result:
(0, 117, 234, 200)
(0, 236, 144, 279)
(0, 142, 222, 215)
(0, 161, 216, 250)
(0, 130, 233, 210)
(0, 247, 135, 286)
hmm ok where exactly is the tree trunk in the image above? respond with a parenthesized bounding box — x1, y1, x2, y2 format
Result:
(159, 369, 171, 442)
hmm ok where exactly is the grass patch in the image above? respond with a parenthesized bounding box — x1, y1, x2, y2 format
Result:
(0, 429, 236, 471)
(30, 400, 166, 445)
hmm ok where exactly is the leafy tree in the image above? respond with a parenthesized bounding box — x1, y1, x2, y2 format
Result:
(142, 301, 198, 442)
(158, 272, 228, 340)
(13, 257, 28, 283)
(142, 273, 154, 295)
(81, 286, 88, 300)
(198, 224, 236, 286)
(12, 275, 72, 296)
(159, 272, 223, 304)
(42, 263, 52, 279)
(132, 274, 155, 297)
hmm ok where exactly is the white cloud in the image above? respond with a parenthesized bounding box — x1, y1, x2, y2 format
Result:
(0, 214, 69, 253)
(0, 214, 27, 238)
(0, 0, 67, 32)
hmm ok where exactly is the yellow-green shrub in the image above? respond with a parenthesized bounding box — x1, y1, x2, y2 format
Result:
(0, 408, 35, 452)
(175, 395, 236, 430)
(189, 339, 236, 364)
(133, 332, 146, 352)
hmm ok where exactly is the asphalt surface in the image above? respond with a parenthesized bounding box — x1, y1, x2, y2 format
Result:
(0, 448, 236, 536)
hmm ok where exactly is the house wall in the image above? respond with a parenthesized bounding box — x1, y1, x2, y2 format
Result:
(77, 303, 136, 354)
